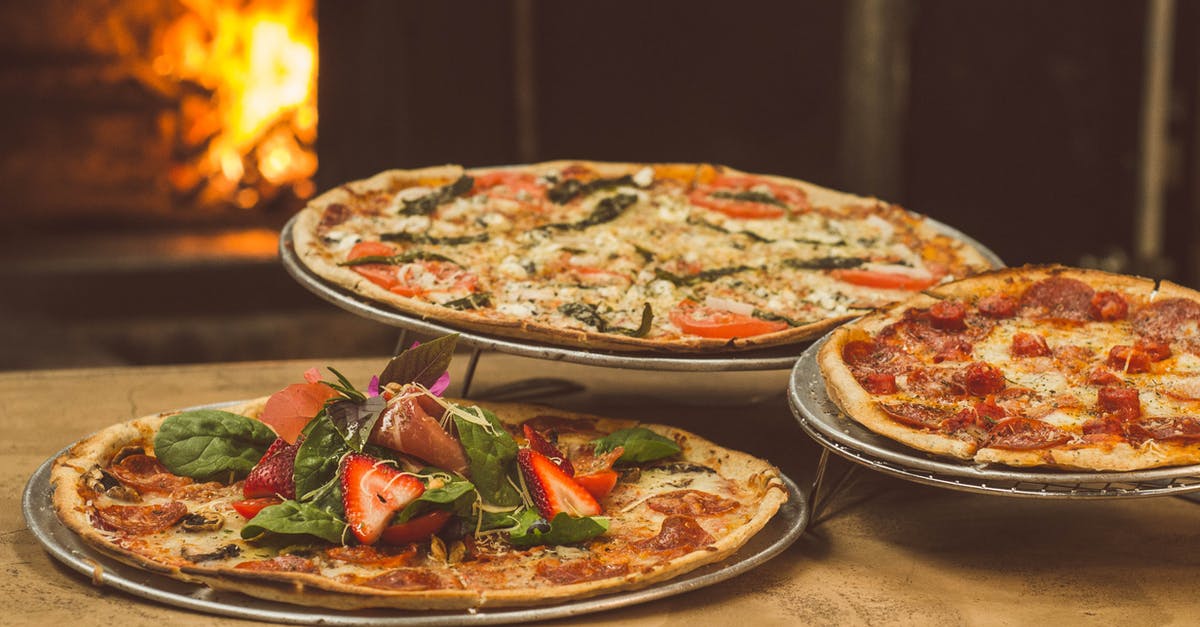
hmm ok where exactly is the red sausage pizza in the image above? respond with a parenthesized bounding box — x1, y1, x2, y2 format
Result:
(819, 265, 1200, 471)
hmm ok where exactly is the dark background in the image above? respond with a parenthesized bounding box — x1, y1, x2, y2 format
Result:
(0, 0, 1197, 370)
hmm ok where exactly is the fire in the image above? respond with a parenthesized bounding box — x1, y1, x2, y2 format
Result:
(155, 0, 317, 210)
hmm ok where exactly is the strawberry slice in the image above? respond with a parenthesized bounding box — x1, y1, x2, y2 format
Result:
(571, 444, 624, 501)
(243, 436, 304, 499)
(341, 452, 426, 545)
(518, 449, 602, 519)
(231, 496, 283, 519)
(522, 424, 574, 476)
(380, 509, 453, 545)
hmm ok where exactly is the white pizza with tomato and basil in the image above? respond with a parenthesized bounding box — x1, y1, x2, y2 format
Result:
(50, 337, 787, 609)
(819, 266, 1200, 471)
(292, 160, 994, 352)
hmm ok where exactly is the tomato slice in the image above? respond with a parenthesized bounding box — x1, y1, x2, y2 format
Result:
(573, 470, 619, 501)
(669, 300, 788, 339)
(347, 241, 399, 260)
(830, 268, 938, 291)
(379, 509, 453, 545)
(688, 175, 809, 219)
(231, 496, 283, 519)
(471, 171, 546, 203)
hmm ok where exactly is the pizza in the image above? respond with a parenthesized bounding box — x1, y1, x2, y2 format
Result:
(819, 265, 1200, 471)
(292, 160, 994, 352)
(49, 339, 787, 609)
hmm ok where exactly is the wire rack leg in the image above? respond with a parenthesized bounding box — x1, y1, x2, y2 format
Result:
(808, 448, 858, 526)
(458, 347, 483, 398)
(391, 329, 411, 357)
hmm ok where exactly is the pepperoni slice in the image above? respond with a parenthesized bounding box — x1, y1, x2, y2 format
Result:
(984, 418, 1071, 450)
(1136, 339, 1172, 362)
(859, 372, 898, 394)
(107, 454, 193, 495)
(326, 544, 419, 568)
(1011, 332, 1051, 358)
(1096, 386, 1141, 421)
(536, 558, 630, 585)
(1126, 416, 1200, 445)
(1081, 415, 1124, 437)
(941, 398, 1006, 437)
(1019, 277, 1095, 321)
(977, 294, 1018, 318)
(1089, 291, 1129, 321)
(904, 367, 967, 399)
(646, 490, 738, 517)
(1107, 346, 1151, 374)
(234, 555, 320, 573)
(364, 568, 463, 591)
(1053, 345, 1096, 377)
(1087, 367, 1123, 387)
(879, 401, 953, 429)
(964, 362, 1006, 396)
(841, 339, 914, 376)
(635, 515, 714, 554)
(93, 501, 188, 535)
(1132, 298, 1200, 342)
(929, 301, 967, 331)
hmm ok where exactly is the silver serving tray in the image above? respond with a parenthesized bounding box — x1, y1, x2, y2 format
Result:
(789, 335, 1200, 498)
(24, 447, 808, 625)
(278, 214, 1004, 373)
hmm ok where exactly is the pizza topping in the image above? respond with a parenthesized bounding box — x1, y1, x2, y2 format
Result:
(547, 174, 637, 204)
(964, 362, 1006, 396)
(668, 299, 788, 339)
(688, 175, 807, 219)
(1019, 276, 1095, 321)
(234, 554, 320, 573)
(259, 377, 341, 444)
(842, 339, 914, 376)
(977, 293, 1018, 318)
(860, 372, 898, 394)
(107, 454, 193, 495)
(1133, 297, 1200, 343)
(370, 392, 469, 474)
(231, 496, 283, 519)
(523, 424, 574, 476)
(879, 402, 952, 429)
(535, 557, 630, 585)
(929, 300, 967, 331)
(1011, 332, 1052, 358)
(380, 510, 454, 545)
(1089, 290, 1129, 321)
(363, 568, 463, 591)
(399, 175, 473, 215)
(635, 515, 714, 554)
(830, 265, 937, 291)
(1096, 385, 1141, 421)
(1087, 367, 1123, 387)
(341, 452, 426, 545)
(327, 544, 420, 568)
(1126, 416, 1200, 444)
(93, 501, 189, 535)
(243, 436, 303, 499)
(904, 366, 967, 398)
(179, 512, 225, 533)
(518, 449, 602, 519)
(984, 418, 1071, 450)
(646, 490, 738, 517)
(1107, 345, 1151, 374)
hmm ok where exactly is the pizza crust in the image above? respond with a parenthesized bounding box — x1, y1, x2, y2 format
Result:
(291, 160, 995, 354)
(818, 264, 1200, 472)
(51, 398, 788, 609)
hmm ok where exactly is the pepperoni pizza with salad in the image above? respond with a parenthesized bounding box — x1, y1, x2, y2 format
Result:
(50, 338, 787, 609)
(291, 160, 995, 352)
(819, 265, 1200, 471)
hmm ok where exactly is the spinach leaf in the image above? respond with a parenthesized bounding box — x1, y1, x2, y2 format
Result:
(593, 427, 681, 465)
(537, 193, 637, 231)
(241, 499, 346, 544)
(381, 231, 489, 246)
(326, 395, 386, 452)
(654, 265, 754, 286)
(293, 414, 350, 501)
(546, 175, 634, 204)
(782, 256, 865, 270)
(507, 510, 610, 547)
(453, 407, 522, 507)
(441, 292, 492, 310)
(399, 175, 474, 215)
(557, 302, 653, 337)
(378, 333, 458, 389)
(393, 475, 477, 524)
(153, 410, 276, 481)
(338, 250, 458, 266)
(709, 189, 788, 208)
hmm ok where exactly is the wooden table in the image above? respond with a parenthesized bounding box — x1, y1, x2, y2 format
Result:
(4, 353, 1200, 625)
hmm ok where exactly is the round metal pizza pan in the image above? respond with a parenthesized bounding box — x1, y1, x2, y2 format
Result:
(24, 445, 809, 625)
(788, 335, 1200, 498)
(277, 214, 1004, 373)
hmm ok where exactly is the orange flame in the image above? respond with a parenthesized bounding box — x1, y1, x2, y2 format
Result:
(155, 0, 317, 209)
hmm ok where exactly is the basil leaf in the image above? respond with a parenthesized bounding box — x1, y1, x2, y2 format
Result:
(508, 511, 609, 547)
(293, 414, 351, 501)
(593, 427, 681, 464)
(453, 407, 522, 507)
(326, 396, 386, 452)
(153, 410, 276, 481)
(379, 334, 458, 389)
(241, 499, 346, 544)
